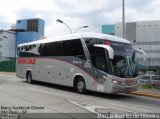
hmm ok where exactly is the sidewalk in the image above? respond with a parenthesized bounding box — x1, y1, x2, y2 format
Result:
(0, 71, 16, 75)
(128, 87, 160, 99)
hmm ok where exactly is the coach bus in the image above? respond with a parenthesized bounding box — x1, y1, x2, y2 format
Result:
(16, 32, 145, 94)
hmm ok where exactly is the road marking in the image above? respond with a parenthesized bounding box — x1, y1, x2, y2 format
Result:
(68, 100, 136, 114)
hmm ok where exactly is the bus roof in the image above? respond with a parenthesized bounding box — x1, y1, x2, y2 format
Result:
(17, 32, 131, 47)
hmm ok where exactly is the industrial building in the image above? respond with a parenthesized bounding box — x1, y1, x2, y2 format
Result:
(102, 20, 160, 70)
(13, 18, 45, 46)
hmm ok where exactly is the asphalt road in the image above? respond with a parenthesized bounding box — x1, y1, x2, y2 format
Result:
(0, 74, 160, 118)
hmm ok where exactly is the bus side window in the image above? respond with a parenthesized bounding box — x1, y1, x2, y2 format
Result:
(67, 39, 86, 60)
(39, 39, 86, 60)
(94, 48, 107, 72)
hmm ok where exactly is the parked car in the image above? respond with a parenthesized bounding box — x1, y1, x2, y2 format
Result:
(151, 75, 160, 86)
(139, 73, 160, 86)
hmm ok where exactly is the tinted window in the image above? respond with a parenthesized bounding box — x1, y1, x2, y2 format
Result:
(85, 42, 106, 71)
(95, 48, 107, 72)
(42, 41, 68, 56)
(17, 39, 86, 60)
(85, 38, 104, 62)
(67, 40, 86, 60)
(44, 39, 85, 59)
(110, 41, 133, 52)
(85, 38, 104, 46)
(84, 38, 109, 72)
(42, 42, 56, 56)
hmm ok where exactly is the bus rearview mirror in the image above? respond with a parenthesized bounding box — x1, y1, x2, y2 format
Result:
(135, 48, 146, 61)
(94, 44, 114, 59)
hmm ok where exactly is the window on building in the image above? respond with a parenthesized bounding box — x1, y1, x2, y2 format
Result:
(27, 19, 38, 32)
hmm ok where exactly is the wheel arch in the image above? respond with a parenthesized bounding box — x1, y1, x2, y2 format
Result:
(26, 69, 32, 79)
(73, 74, 85, 89)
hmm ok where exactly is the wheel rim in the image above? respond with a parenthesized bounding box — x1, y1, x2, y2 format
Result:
(78, 81, 84, 92)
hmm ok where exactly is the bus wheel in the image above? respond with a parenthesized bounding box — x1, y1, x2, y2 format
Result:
(27, 72, 33, 84)
(75, 78, 86, 94)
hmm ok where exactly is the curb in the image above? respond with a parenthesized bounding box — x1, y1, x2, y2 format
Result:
(0, 72, 16, 76)
(128, 92, 160, 99)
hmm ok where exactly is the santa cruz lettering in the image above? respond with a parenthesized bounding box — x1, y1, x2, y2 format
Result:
(18, 58, 36, 64)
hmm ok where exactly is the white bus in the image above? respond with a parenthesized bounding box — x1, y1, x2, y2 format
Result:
(16, 32, 144, 94)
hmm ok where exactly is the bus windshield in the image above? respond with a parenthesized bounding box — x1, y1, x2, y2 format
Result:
(109, 42, 138, 78)
(84, 38, 138, 78)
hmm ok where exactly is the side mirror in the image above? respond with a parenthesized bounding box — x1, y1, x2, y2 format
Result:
(135, 48, 146, 61)
(94, 44, 114, 59)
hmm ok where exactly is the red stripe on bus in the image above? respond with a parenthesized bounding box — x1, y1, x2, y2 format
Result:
(17, 57, 98, 83)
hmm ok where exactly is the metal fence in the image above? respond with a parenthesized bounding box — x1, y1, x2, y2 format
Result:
(0, 60, 15, 72)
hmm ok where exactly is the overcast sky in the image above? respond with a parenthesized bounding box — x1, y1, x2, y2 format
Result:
(0, 0, 160, 37)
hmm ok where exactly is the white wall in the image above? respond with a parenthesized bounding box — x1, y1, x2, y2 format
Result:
(0, 30, 16, 61)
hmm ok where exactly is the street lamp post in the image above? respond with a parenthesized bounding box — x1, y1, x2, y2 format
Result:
(122, 0, 126, 39)
(56, 19, 72, 34)
(74, 26, 89, 33)
(133, 40, 136, 48)
(149, 45, 151, 86)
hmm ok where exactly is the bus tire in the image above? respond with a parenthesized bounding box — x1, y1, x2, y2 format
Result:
(27, 71, 33, 84)
(75, 78, 86, 94)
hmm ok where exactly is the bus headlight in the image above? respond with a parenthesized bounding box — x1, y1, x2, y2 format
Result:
(113, 80, 118, 84)
(112, 80, 125, 86)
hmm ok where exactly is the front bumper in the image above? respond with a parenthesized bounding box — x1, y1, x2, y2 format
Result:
(105, 75, 139, 93)
(112, 83, 139, 93)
